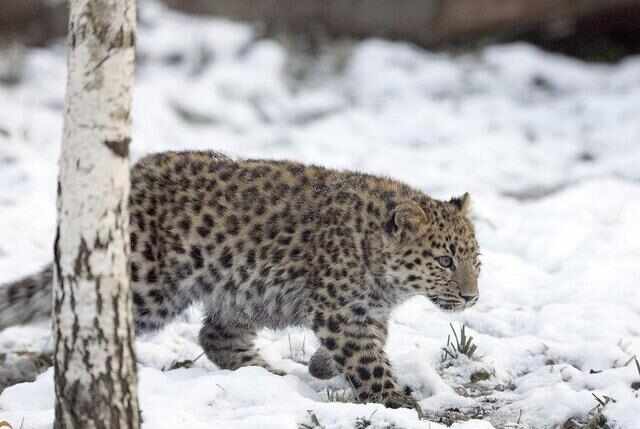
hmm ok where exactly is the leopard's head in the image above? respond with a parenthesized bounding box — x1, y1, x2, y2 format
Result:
(384, 193, 481, 311)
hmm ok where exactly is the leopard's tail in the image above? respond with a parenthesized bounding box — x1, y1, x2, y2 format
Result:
(0, 264, 53, 330)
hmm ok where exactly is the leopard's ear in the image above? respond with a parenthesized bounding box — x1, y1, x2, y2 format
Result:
(386, 201, 429, 240)
(449, 192, 471, 215)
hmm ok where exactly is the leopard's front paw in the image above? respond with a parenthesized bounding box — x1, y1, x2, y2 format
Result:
(382, 389, 419, 410)
(308, 347, 339, 380)
(354, 383, 416, 409)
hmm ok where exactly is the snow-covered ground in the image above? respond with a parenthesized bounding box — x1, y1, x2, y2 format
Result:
(1, 1, 640, 428)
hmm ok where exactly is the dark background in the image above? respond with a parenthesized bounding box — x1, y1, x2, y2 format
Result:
(3, 0, 640, 61)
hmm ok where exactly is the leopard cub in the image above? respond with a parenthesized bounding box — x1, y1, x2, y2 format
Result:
(1, 150, 481, 409)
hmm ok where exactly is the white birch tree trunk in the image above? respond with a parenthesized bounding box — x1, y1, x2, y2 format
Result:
(53, 1, 139, 428)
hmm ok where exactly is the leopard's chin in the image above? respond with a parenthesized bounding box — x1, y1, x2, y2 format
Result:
(430, 298, 466, 313)
(462, 296, 479, 310)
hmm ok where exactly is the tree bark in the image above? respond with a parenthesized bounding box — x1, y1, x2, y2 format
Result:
(53, 1, 139, 428)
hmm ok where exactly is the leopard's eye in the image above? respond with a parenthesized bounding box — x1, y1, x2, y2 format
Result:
(437, 256, 454, 269)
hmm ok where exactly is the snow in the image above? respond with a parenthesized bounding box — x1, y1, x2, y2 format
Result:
(1, 1, 640, 428)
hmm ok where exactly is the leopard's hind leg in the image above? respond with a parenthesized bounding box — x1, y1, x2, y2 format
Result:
(198, 317, 285, 375)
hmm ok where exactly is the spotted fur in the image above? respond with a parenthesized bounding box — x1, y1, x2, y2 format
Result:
(0, 150, 481, 408)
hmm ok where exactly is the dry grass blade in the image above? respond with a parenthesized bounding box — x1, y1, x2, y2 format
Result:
(163, 352, 205, 371)
(591, 393, 607, 407)
(451, 323, 460, 349)
(298, 410, 325, 429)
(460, 325, 467, 350)
(467, 343, 477, 359)
(581, 393, 617, 429)
(441, 323, 478, 362)
(591, 393, 616, 408)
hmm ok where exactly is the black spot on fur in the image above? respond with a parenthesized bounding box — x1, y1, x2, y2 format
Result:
(148, 289, 164, 304)
(351, 304, 366, 316)
(197, 226, 210, 238)
(132, 292, 144, 307)
(219, 247, 233, 269)
(130, 232, 138, 252)
(327, 316, 341, 333)
(324, 337, 337, 350)
(178, 218, 191, 233)
(131, 262, 140, 282)
(142, 242, 154, 262)
(146, 269, 158, 284)
(190, 246, 204, 269)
